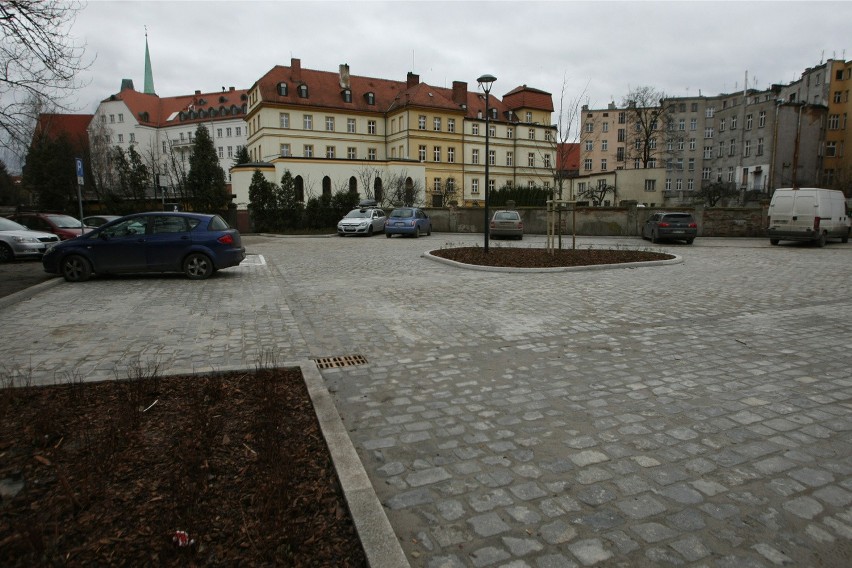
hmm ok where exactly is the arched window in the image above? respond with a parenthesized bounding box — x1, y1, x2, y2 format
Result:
(348, 176, 357, 193)
(278, 82, 288, 96)
(342, 89, 352, 103)
(231, 105, 239, 114)
(219, 106, 227, 115)
(298, 84, 308, 98)
(365, 92, 375, 105)
(322, 176, 331, 198)
(374, 178, 383, 204)
(295, 176, 305, 202)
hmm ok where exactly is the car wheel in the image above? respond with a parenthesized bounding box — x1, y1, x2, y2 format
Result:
(651, 231, 658, 244)
(61, 254, 92, 282)
(686, 238, 694, 245)
(427, 224, 432, 236)
(770, 238, 780, 246)
(842, 231, 849, 244)
(816, 232, 827, 248)
(367, 226, 374, 237)
(386, 232, 392, 238)
(413, 227, 420, 238)
(0, 243, 13, 263)
(183, 253, 214, 280)
(518, 235, 523, 240)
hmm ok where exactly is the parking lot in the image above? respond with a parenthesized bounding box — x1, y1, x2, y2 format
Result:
(1, 233, 851, 567)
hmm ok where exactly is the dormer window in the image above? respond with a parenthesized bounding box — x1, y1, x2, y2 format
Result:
(342, 89, 352, 103)
(277, 82, 288, 96)
(298, 84, 308, 98)
(365, 92, 375, 105)
(491, 108, 498, 119)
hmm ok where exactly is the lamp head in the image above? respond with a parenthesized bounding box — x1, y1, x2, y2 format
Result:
(477, 74, 497, 93)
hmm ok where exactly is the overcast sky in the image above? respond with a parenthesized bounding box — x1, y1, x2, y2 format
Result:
(60, 0, 852, 119)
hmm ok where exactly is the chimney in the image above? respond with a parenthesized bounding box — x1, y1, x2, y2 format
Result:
(195, 90, 201, 95)
(452, 81, 467, 106)
(407, 72, 419, 89)
(291, 58, 302, 82)
(339, 63, 351, 89)
(229, 86, 235, 91)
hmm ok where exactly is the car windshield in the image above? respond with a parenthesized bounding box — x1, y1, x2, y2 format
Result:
(48, 215, 84, 228)
(663, 214, 693, 222)
(344, 209, 371, 219)
(390, 209, 413, 218)
(0, 218, 28, 231)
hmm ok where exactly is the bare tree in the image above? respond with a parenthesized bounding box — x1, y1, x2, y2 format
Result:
(386, 170, 422, 206)
(577, 180, 615, 206)
(696, 181, 739, 207)
(430, 176, 459, 207)
(621, 86, 681, 169)
(354, 165, 382, 200)
(0, 1, 90, 162)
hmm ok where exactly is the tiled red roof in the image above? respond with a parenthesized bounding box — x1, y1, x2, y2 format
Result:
(255, 59, 548, 121)
(503, 85, 555, 112)
(101, 86, 249, 127)
(34, 114, 93, 141)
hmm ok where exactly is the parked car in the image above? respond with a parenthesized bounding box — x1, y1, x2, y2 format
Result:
(768, 187, 850, 247)
(42, 212, 246, 282)
(642, 212, 697, 244)
(0, 217, 61, 262)
(7, 212, 92, 240)
(83, 215, 122, 227)
(384, 207, 432, 238)
(337, 206, 386, 236)
(490, 210, 523, 240)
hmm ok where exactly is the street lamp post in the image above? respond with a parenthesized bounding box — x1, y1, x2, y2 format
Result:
(478, 74, 496, 253)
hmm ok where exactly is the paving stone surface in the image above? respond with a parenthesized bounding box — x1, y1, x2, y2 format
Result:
(2, 233, 851, 567)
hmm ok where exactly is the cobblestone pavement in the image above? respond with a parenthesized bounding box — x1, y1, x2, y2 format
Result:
(2, 234, 851, 567)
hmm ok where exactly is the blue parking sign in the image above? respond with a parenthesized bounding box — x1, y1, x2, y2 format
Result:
(75, 157, 84, 185)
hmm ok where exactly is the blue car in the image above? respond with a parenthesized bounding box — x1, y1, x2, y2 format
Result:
(384, 207, 432, 238)
(42, 212, 246, 282)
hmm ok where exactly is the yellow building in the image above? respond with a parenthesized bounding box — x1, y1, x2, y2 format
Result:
(233, 59, 556, 209)
(824, 59, 851, 194)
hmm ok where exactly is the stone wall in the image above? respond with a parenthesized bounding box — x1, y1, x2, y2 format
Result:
(424, 204, 769, 238)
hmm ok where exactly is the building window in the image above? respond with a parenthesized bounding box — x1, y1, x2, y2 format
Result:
(585, 140, 593, 151)
(433, 146, 441, 162)
(826, 141, 837, 157)
(602, 140, 608, 151)
(645, 179, 656, 192)
(419, 145, 426, 162)
(528, 128, 535, 140)
(528, 153, 535, 167)
(731, 116, 737, 129)
(688, 158, 695, 171)
(117, 113, 124, 123)
(757, 138, 764, 156)
(746, 114, 753, 130)
(689, 138, 696, 151)
(347, 118, 356, 133)
(304, 114, 313, 130)
(744, 140, 751, 157)
(507, 126, 513, 138)
(347, 147, 356, 159)
(758, 111, 766, 128)
(277, 82, 288, 96)
(418, 115, 426, 130)
(227, 146, 233, 158)
(280, 113, 290, 128)
(584, 158, 592, 171)
(326, 146, 335, 159)
(602, 122, 610, 133)
(472, 149, 479, 164)
(491, 179, 497, 191)
(218, 146, 223, 158)
(325, 116, 335, 131)
(704, 127, 714, 139)
(447, 118, 455, 133)
(447, 147, 455, 163)
(676, 178, 683, 190)
(601, 159, 607, 171)
(506, 151, 513, 166)
(280, 144, 290, 157)
(298, 84, 308, 98)
(217, 128, 223, 138)
(616, 147, 625, 161)
(727, 167, 734, 182)
(729, 139, 736, 156)
(702, 167, 711, 180)
(236, 126, 241, 136)
(162, 141, 168, 153)
(304, 145, 313, 157)
(109, 114, 115, 123)
(688, 178, 695, 191)
(719, 118, 726, 132)
(366, 92, 375, 105)
(472, 123, 479, 135)
(117, 134, 123, 143)
(433, 178, 441, 192)
(544, 154, 551, 168)
(342, 89, 352, 103)
(488, 150, 495, 165)
(829, 114, 840, 130)
(525, 111, 533, 122)
(368, 148, 376, 160)
(434, 117, 441, 131)
(471, 178, 479, 193)
(705, 107, 715, 118)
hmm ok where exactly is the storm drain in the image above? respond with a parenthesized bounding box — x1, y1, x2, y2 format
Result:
(313, 354, 368, 370)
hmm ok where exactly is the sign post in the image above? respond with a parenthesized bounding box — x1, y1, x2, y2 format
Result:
(75, 158, 85, 228)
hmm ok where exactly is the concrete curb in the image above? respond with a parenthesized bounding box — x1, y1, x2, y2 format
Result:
(0, 277, 63, 311)
(422, 248, 683, 273)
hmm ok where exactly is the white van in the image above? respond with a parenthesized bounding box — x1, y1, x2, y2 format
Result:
(767, 188, 850, 247)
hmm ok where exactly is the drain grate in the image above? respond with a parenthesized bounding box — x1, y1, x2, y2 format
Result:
(313, 354, 368, 369)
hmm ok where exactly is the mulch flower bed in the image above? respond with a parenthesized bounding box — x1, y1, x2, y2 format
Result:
(0, 367, 367, 567)
(430, 246, 673, 268)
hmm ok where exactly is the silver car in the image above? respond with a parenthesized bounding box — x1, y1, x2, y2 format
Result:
(337, 207, 386, 236)
(0, 217, 60, 262)
(490, 210, 523, 240)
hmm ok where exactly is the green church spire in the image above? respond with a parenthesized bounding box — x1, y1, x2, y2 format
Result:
(143, 28, 156, 95)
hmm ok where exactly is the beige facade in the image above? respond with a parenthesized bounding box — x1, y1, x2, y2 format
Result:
(238, 60, 557, 209)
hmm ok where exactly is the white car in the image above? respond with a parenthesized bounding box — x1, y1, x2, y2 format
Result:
(0, 217, 61, 262)
(337, 207, 386, 236)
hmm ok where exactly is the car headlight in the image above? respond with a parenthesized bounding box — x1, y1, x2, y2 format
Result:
(13, 236, 39, 243)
